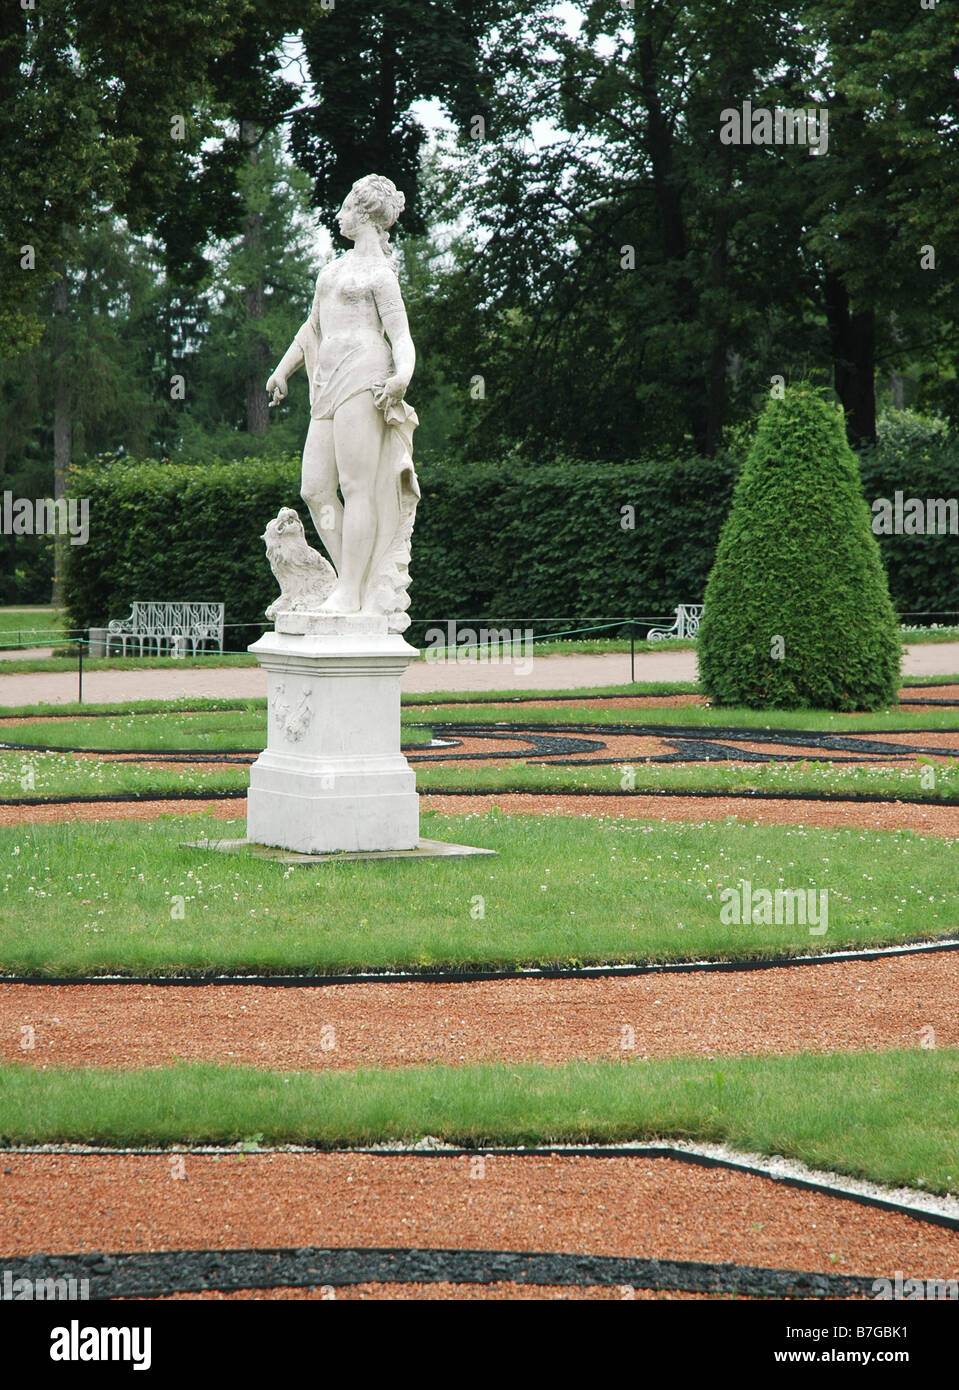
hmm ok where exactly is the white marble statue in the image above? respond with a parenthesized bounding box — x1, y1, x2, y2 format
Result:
(261, 508, 337, 621)
(264, 173, 420, 633)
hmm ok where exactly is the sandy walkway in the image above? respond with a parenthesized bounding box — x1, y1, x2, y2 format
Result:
(3, 643, 958, 707)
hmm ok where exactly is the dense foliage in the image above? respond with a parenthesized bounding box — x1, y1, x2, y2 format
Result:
(65, 429, 958, 648)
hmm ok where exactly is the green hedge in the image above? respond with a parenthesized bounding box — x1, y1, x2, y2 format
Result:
(64, 452, 737, 648)
(64, 434, 959, 648)
(859, 414, 959, 618)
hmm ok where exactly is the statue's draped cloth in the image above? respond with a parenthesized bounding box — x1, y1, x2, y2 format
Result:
(294, 319, 420, 633)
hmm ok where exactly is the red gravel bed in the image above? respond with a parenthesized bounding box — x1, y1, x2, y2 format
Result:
(3, 953, 957, 1070)
(3, 792, 959, 836)
(898, 684, 959, 702)
(703, 740, 944, 762)
(0, 799, 244, 827)
(424, 793, 959, 837)
(2, 1153, 955, 1279)
(858, 731, 959, 750)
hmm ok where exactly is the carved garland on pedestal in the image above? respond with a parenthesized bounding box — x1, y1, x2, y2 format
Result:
(273, 683, 314, 742)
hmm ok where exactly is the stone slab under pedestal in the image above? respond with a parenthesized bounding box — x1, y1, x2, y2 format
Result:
(185, 837, 497, 865)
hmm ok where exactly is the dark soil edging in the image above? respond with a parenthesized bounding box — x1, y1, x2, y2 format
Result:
(1, 1245, 881, 1300)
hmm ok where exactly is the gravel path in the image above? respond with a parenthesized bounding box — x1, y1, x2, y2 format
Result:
(2, 1152, 955, 1280)
(3, 790, 959, 835)
(3, 643, 959, 707)
(3, 952, 956, 1069)
(424, 792, 959, 836)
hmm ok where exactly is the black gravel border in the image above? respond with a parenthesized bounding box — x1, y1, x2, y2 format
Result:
(423, 721, 959, 759)
(3, 935, 957, 987)
(421, 784, 959, 806)
(0, 1245, 881, 1299)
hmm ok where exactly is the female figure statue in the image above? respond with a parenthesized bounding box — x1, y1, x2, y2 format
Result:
(265, 173, 419, 631)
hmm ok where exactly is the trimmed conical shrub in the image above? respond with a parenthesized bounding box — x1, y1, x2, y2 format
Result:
(698, 387, 901, 710)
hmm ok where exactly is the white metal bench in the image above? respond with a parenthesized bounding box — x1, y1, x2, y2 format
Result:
(106, 601, 225, 657)
(647, 604, 703, 641)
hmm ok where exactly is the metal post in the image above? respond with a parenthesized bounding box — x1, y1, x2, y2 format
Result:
(77, 640, 83, 705)
(630, 626, 635, 685)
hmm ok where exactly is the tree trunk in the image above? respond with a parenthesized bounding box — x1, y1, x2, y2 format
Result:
(704, 145, 734, 456)
(823, 271, 877, 447)
(636, 34, 708, 450)
(240, 120, 270, 436)
(52, 268, 71, 605)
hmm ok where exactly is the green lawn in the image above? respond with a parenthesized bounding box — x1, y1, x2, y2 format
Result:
(0, 813, 955, 975)
(0, 709, 432, 754)
(2, 1052, 956, 1194)
(0, 652, 259, 673)
(1, 708, 267, 751)
(418, 758, 959, 801)
(406, 679, 703, 703)
(3, 749, 958, 804)
(0, 751, 247, 799)
(0, 607, 68, 642)
(418, 701, 959, 732)
(0, 697, 261, 720)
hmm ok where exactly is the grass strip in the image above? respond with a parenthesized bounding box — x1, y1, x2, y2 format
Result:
(405, 679, 704, 703)
(0, 813, 955, 975)
(0, 697, 266, 720)
(418, 703, 959, 732)
(3, 751, 958, 804)
(0, 652, 260, 674)
(1, 1053, 955, 1195)
(415, 759, 959, 801)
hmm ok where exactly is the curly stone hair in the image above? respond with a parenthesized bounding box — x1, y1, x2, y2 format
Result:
(348, 174, 405, 272)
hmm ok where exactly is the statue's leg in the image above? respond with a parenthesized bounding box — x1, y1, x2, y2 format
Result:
(300, 418, 342, 571)
(320, 392, 382, 613)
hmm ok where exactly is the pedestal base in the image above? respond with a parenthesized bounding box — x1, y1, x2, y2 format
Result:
(246, 625, 419, 854)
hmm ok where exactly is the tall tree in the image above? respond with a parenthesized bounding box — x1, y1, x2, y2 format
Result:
(168, 134, 322, 457)
(426, 0, 818, 458)
(803, 0, 959, 444)
(1, 0, 242, 595)
(290, 0, 515, 232)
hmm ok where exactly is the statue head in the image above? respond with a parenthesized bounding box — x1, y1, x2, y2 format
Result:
(337, 174, 405, 268)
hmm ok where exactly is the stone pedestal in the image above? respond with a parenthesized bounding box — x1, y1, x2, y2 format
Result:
(246, 613, 419, 854)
